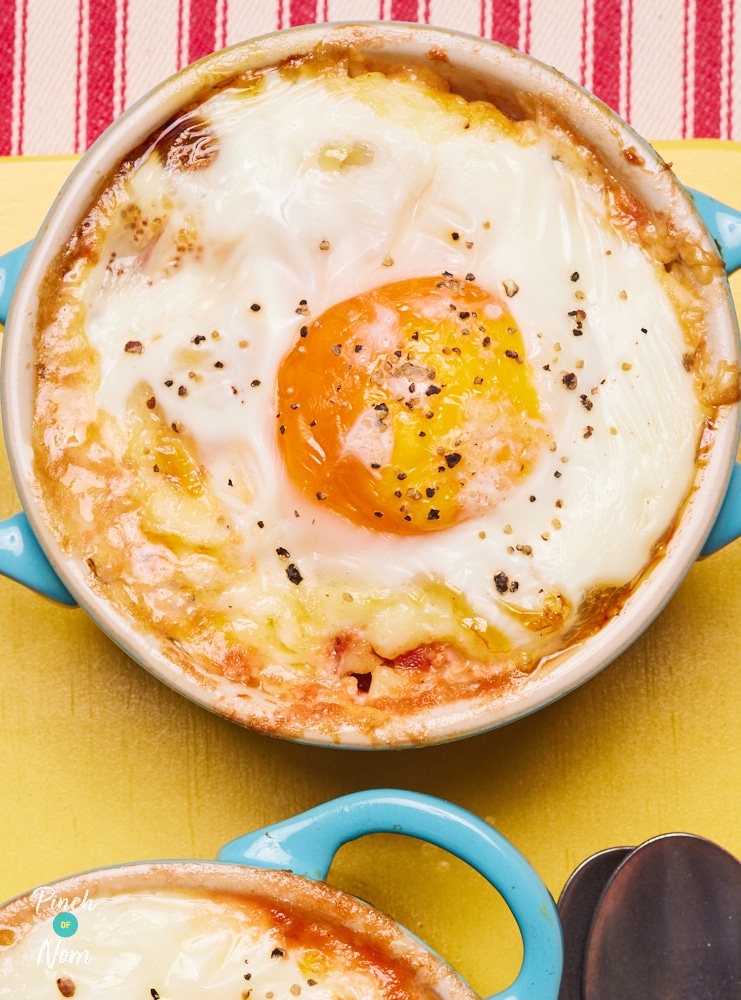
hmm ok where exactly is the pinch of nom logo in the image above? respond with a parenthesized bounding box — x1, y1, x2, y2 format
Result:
(30, 886, 97, 969)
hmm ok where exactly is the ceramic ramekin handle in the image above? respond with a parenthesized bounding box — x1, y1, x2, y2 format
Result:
(0, 241, 33, 325)
(0, 512, 77, 605)
(689, 190, 741, 555)
(218, 789, 562, 1000)
(690, 188, 741, 275)
(701, 462, 741, 557)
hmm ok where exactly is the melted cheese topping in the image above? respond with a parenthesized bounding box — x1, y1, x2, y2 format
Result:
(31, 52, 732, 743)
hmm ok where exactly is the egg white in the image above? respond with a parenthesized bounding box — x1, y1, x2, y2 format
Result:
(78, 63, 702, 654)
(0, 886, 424, 999)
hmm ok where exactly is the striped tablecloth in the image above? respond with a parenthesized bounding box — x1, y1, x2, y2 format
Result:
(1, 0, 739, 158)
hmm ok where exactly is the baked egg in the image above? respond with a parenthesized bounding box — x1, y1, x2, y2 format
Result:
(0, 865, 473, 1000)
(30, 45, 737, 744)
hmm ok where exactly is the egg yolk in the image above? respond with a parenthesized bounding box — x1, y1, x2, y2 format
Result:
(276, 276, 547, 534)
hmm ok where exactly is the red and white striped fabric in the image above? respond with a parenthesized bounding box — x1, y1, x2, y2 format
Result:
(1, 0, 739, 156)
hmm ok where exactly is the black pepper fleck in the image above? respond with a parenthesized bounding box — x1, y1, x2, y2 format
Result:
(494, 572, 509, 594)
(286, 564, 303, 585)
(276, 547, 290, 558)
(570, 271, 580, 281)
(425, 385, 441, 396)
(428, 509, 440, 520)
(164, 379, 174, 386)
(445, 453, 462, 468)
(562, 372, 577, 389)
(178, 385, 187, 396)
(580, 394, 594, 410)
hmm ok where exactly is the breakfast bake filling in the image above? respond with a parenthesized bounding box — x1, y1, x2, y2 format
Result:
(32, 46, 739, 742)
(0, 865, 473, 1000)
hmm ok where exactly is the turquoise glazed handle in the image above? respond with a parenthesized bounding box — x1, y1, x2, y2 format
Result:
(0, 512, 76, 605)
(689, 188, 741, 275)
(690, 190, 741, 556)
(0, 241, 32, 325)
(219, 789, 563, 1000)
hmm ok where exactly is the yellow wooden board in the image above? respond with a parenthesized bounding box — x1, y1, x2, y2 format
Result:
(2, 142, 741, 994)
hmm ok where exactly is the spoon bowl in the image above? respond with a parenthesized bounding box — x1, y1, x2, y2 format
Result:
(584, 834, 741, 1000)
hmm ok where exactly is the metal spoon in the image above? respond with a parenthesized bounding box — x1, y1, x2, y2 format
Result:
(583, 833, 741, 999)
(557, 847, 633, 1000)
